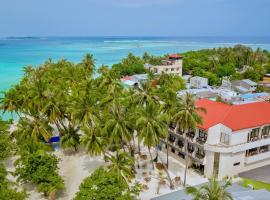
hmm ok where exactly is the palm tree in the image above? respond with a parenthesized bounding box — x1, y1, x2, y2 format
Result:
(130, 81, 158, 107)
(106, 150, 134, 183)
(13, 117, 52, 142)
(186, 177, 233, 200)
(136, 103, 168, 169)
(81, 54, 96, 77)
(80, 125, 105, 157)
(173, 93, 205, 186)
(102, 100, 133, 153)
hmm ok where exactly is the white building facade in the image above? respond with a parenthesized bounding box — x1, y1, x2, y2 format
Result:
(190, 76, 208, 89)
(165, 99, 270, 179)
(148, 54, 182, 76)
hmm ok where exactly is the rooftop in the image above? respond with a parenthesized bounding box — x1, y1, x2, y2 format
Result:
(196, 99, 270, 131)
(168, 54, 183, 59)
(242, 79, 257, 86)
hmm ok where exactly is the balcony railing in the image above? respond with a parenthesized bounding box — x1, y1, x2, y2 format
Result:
(261, 133, 270, 139)
(249, 136, 259, 142)
(247, 150, 258, 157)
(187, 147, 195, 154)
(168, 135, 176, 144)
(177, 140, 184, 149)
(195, 152, 205, 160)
(196, 137, 207, 145)
(186, 132, 195, 140)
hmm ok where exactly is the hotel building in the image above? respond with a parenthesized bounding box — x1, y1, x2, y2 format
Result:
(164, 99, 270, 179)
(148, 54, 183, 76)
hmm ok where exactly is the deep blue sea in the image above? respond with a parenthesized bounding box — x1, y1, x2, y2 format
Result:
(1, 36, 270, 92)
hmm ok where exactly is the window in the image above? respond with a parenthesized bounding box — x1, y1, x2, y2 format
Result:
(249, 128, 260, 142)
(171, 68, 174, 71)
(220, 132, 230, 145)
(233, 162, 240, 166)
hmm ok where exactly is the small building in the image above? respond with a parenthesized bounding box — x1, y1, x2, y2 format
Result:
(190, 76, 208, 89)
(177, 88, 217, 99)
(221, 77, 232, 90)
(148, 54, 182, 76)
(132, 74, 148, 84)
(232, 79, 257, 94)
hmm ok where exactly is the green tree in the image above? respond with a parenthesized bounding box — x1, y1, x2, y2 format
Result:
(186, 177, 233, 200)
(107, 150, 134, 183)
(136, 103, 168, 169)
(14, 151, 65, 199)
(0, 118, 13, 160)
(173, 93, 205, 186)
(0, 164, 27, 200)
(74, 167, 133, 200)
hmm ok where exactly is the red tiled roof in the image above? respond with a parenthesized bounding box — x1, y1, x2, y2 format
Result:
(120, 76, 133, 81)
(196, 99, 270, 131)
(169, 54, 183, 59)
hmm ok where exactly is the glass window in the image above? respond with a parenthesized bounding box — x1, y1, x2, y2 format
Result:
(220, 132, 230, 145)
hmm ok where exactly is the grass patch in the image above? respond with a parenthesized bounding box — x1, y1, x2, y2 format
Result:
(242, 178, 270, 191)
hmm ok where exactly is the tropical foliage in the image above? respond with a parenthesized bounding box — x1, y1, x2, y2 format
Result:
(74, 167, 136, 200)
(0, 163, 27, 200)
(183, 45, 270, 84)
(14, 151, 65, 198)
(186, 177, 233, 200)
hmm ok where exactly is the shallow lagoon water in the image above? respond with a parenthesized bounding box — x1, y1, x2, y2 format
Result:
(1, 36, 270, 91)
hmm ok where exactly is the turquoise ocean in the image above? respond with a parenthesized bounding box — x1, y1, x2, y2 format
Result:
(1, 36, 270, 119)
(1, 36, 270, 92)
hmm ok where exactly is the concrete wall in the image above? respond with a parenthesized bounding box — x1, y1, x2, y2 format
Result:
(151, 60, 182, 76)
(204, 151, 215, 177)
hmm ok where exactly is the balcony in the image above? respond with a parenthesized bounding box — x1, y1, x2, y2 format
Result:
(245, 151, 270, 164)
(261, 133, 270, 139)
(186, 131, 195, 140)
(249, 135, 259, 142)
(195, 152, 205, 160)
(168, 134, 176, 144)
(187, 144, 195, 154)
(177, 140, 184, 149)
(196, 137, 207, 145)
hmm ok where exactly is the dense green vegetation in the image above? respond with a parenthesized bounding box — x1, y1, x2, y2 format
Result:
(0, 118, 27, 200)
(14, 151, 65, 198)
(0, 163, 27, 200)
(186, 177, 233, 200)
(74, 167, 140, 200)
(182, 45, 270, 85)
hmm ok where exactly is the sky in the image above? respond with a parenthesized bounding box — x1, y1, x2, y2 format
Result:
(1, 0, 270, 37)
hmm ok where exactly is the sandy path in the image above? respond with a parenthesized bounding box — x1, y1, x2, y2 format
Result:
(56, 150, 105, 200)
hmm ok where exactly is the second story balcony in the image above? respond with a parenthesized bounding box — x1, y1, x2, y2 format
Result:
(196, 129, 207, 145)
(168, 134, 176, 144)
(187, 143, 195, 154)
(177, 139, 184, 149)
(196, 137, 207, 145)
(186, 131, 195, 140)
(195, 151, 205, 160)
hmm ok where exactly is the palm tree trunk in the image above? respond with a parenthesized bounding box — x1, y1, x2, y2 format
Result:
(148, 146, 154, 169)
(159, 154, 174, 189)
(137, 137, 141, 155)
(166, 138, 169, 167)
(184, 140, 188, 187)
